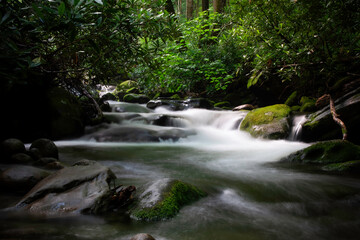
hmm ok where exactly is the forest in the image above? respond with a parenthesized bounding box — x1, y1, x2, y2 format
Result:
(1, 1, 360, 240)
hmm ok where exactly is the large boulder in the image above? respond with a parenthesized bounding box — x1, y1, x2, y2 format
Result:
(129, 178, 206, 221)
(47, 87, 84, 139)
(280, 140, 360, 173)
(131, 233, 156, 240)
(0, 165, 51, 193)
(14, 161, 119, 216)
(240, 104, 291, 139)
(30, 138, 59, 160)
(0, 138, 26, 163)
(301, 88, 360, 144)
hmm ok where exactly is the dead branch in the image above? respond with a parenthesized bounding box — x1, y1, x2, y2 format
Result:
(325, 94, 348, 140)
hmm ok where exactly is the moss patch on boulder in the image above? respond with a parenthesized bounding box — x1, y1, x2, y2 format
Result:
(131, 179, 206, 221)
(284, 91, 297, 106)
(123, 94, 150, 104)
(240, 104, 291, 139)
(281, 140, 360, 165)
(322, 160, 360, 173)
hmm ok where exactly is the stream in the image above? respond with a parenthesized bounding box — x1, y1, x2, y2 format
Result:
(1, 101, 360, 240)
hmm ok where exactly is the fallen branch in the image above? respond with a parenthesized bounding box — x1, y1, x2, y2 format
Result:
(325, 94, 348, 140)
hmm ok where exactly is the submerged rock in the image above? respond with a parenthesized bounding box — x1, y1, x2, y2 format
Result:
(129, 178, 206, 221)
(14, 162, 118, 216)
(240, 104, 291, 139)
(88, 126, 195, 143)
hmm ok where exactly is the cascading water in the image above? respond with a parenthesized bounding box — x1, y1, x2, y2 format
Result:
(1, 101, 360, 240)
(288, 115, 307, 141)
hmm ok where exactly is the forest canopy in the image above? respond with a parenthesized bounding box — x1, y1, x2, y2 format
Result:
(1, 0, 359, 100)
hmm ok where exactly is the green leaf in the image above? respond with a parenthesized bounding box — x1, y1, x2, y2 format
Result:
(58, 2, 66, 16)
(0, 11, 11, 25)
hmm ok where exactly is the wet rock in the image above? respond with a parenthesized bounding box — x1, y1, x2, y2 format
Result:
(146, 98, 213, 111)
(11, 153, 34, 164)
(100, 92, 117, 103)
(30, 139, 59, 160)
(0, 138, 26, 162)
(232, 104, 255, 111)
(280, 140, 360, 173)
(130, 178, 206, 221)
(14, 162, 117, 216)
(33, 158, 64, 170)
(240, 104, 291, 139)
(130, 233, 156, 240)
(88, 126, 195, 143)
(100, 101, 112, 112)
(301, 88, 360, 144)
(123, 94, 150, 104)
(0, 165, 51, 192)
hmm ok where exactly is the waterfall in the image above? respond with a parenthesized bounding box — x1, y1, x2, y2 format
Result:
(288, 115, 307, 141)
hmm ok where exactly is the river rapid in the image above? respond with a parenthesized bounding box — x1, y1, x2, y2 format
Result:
(1, 102, 360, 240)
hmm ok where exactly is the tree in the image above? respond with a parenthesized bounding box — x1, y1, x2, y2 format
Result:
(202, 0, 209, 11)
(186, 0, 194, 19)
(213, 0, 226, 12)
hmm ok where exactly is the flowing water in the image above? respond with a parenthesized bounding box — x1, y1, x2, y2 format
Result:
(1, 102, 360, 240)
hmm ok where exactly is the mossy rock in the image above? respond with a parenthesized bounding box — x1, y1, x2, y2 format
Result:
(214, 101, 231, 108)
(130, 179, 206, 221)
(123, 94, 150, 104)
(240, 104, 291, 139)
(322, 160, 360, 174)
(284, 91, 297, 106)
(170, 94, 182, 100)
(299, 96, 316, 112)
(116, 80, 138, 92)
(281, 140, 360, 165)
(290, 105, 301, 112)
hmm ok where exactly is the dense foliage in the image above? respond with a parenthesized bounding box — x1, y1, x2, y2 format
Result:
(1, 0, 359, 100)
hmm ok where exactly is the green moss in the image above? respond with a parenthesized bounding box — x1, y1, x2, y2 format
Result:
(170, 94, 181, 100)
(132, 180, 206, 221)
(322, 160, 360, 173)
(283, 140, 360, 164)
(214, 101, 231, 108)
(240, 104, 291, 130)
(290, 105, 301, 112)
(123, 93, 150, 104)
(284, 91, 297, 106)
(116, 80, 137, 92)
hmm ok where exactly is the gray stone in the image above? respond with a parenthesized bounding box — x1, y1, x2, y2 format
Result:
(15, 162, 117, 216)
(130, 233, 156, 240)
(30, 139, 59, 159)
(0, 165, 51, 192)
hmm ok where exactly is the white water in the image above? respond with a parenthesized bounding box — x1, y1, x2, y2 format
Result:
(288, 115, 307, 141)
(3, 101, 360, 240)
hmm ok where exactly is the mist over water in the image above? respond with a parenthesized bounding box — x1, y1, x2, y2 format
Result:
(2, 101, 360, 240)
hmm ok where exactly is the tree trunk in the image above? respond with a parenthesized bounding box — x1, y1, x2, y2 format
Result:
(202, 0, 209, 11)
(165, 0, 175, 14)
(178, 0, 182, 14)
(186, 0, 194, 19)
(213, 0, 226, 13)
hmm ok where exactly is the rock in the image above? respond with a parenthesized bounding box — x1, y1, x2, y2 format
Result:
(131, 233, 156, 240)
(130, 179, 206, 221)
(14, 162, 118, 216)
(146, 98, 213, 111)
(299, 96, 316, 112)
(100, 92, 117, 103)
(280, 140, 360, 165)
(214, 101, 231, 109)
(11, 153, 34, 164)
(87, 126, 196, 143)
(0, 138, 26, 162)
(33, 157, 64, 169)
(30, 139, 59, 160)
(123, 94, 150, 104)
(322, 160, 360, 173)
(240, 104, 291, 139)
(100, 101, 112, 112)
(0, 166, 51, 192)
(301, 88, 360, 144)
(46, 87, 85, 139)
(232, 104, 255, 111)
